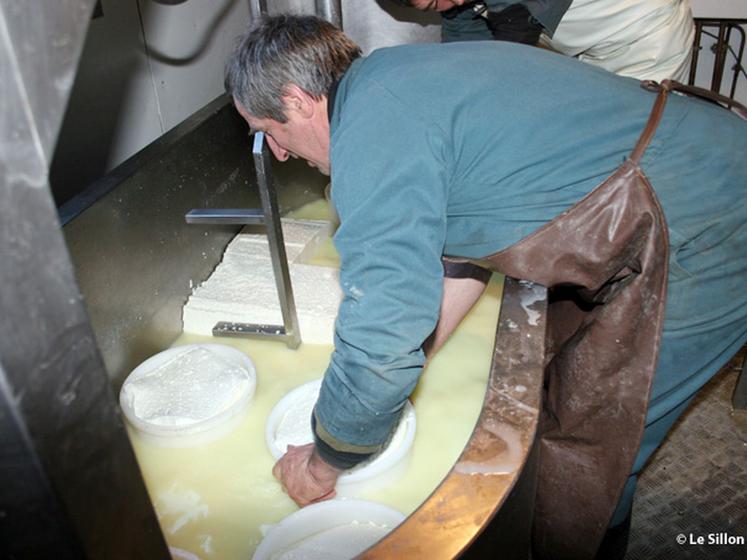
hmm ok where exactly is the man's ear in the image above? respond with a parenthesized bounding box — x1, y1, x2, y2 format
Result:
(283, 84, 315, 119)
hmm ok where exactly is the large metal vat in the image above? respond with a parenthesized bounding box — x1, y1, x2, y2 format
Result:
(61, 98, 547, 558)
(1, 1, 546, 555)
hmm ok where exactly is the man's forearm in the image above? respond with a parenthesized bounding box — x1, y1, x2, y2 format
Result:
(426, 262, 490, 356)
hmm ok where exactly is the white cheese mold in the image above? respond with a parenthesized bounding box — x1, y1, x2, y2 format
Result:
(253, 499, 405, 560)
(265, 379, 417, 497)
(120, 343, 256, 447)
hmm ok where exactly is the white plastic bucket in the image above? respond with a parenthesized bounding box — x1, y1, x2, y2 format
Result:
(120, 343, 256, 447)
(265, 379, 416, 497)
(253, 499, 404, 560)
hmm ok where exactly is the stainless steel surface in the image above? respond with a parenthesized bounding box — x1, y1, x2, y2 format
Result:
(265, 0, 310, 16)
(248, 0, 267, 18)
(185, 207, 265, 225)
(250, 0, 439, 55)
(63, 98, 326, 386)
(316, 0, 342, 27)
(63, 100, 257, 388)
(252, 131, 302, 349)
(0, 361, 83, 559)
(364, 277, 547, 559)
(0, 0, 169, 557)
(341, 0, 440, 55)
(0, 0, 91, 168)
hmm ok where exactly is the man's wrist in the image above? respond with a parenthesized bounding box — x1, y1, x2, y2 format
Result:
(309, 447, 343, 485)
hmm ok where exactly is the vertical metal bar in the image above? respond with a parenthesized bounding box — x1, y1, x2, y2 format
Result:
(315, 0, 342, 28)
(253, 132, 302, 348)
(728, 24, 745, 101)
(724, 24, 735, 99)
(711, 22, 729, 94)
(248, 0, 267, 18)
(688, 20, 703, 86)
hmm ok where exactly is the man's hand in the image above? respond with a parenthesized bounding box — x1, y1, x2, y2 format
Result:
(272, 443, 343, 506)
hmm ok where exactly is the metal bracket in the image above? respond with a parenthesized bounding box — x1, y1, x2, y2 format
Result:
(185, 132, 301, 348)
(185, 208, 265, 225)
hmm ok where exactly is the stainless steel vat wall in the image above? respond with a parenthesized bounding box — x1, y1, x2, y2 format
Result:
(261, 0, 439, 54)
(62, 96, 327, 388)
(1, 1, 170, 557)
(341, 0, 440, 54)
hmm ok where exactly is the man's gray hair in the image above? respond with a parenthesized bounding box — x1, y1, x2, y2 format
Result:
(225, 15, 361, 122)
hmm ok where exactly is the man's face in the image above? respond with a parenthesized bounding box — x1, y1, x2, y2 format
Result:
(409, 0, 467, 11)
(234, 99, 330, 176)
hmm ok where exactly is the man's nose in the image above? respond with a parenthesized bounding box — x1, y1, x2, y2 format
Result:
(266, 135, 289, 161)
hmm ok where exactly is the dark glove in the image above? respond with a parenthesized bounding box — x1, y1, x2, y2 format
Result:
(485, 4, 544, 45)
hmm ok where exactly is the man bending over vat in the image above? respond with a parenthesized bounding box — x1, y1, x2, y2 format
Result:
(223, 15, 747, 559)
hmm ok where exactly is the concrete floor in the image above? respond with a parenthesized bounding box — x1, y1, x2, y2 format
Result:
(626, 349, 747, 559)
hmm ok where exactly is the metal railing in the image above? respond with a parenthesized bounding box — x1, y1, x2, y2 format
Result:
(689, 18, 747, 100)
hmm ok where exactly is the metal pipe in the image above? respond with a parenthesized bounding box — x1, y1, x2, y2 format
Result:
(185, 208, 265, 225)
(712, 22, 729, 93)
(248, 0, 267, 18)
(727, 24, 745, 101)
(689, 20, 703, 86)
(315, 0, 342, 28)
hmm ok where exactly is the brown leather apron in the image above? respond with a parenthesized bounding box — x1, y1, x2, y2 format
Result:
(457, 81, 746, 559)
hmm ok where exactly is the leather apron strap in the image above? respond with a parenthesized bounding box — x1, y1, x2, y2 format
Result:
(629, 83, 671, 165)
(653, 79, 747, 121)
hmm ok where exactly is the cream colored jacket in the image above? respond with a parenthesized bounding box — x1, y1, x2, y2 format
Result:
(541, 0, 695, 81)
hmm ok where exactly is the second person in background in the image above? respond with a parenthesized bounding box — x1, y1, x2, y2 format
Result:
(395, 0, 695, 81)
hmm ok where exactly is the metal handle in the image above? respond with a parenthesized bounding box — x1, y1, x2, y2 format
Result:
(253, 132, 301, 348)
(184, 208, 265, 225)
(184, 132, 302, 348)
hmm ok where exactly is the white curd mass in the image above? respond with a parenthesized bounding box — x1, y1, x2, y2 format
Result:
(122, 347, 252, 428)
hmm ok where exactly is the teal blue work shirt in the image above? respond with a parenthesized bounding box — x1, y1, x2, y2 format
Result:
(441, 0, 571, 42)
(313, 41, 747, 468)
